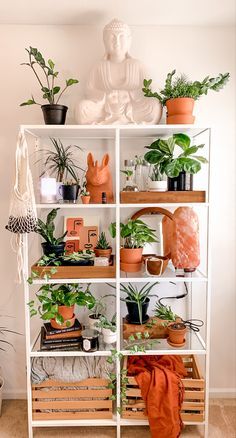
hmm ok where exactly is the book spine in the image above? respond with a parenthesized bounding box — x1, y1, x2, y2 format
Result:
(40, 342, 81, 350)
(43, 337, 81, 344)
(44, 326, 78, 335)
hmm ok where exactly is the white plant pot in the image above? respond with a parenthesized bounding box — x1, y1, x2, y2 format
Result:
(102, 328, 117, 344)
(88, 314, 101, 333)
(148, 180, 167, 192)
(0, 376, 4, 417)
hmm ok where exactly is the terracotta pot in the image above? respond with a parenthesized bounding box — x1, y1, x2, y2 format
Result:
(166, 98, 195, 124)
(120, 247, 143, 264)
(120, 261, 143, 273)
(167, 322, 187, 347)
(94, 248, 112, 258)
(51, 314, 75, 330)
(81, 195, 90, 204)
(50, 305, 75, 329)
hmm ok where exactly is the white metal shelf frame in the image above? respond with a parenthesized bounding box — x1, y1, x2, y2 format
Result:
(22, 124, 211, 438)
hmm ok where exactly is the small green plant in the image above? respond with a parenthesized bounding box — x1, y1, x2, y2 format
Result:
(142, 70, 230, 106)
(80, 179, 90, 196)
(121, 170, 133, 178)
(61, 250, 94, 263)
(20, 47, 79, 106)
(154, 302, 176, 322)
(95, 232, 111, 250)
(124, 332, 156, 353)
(144, 133, 207, 178)
(149, 164, 163, 181)
(97, 314, 116, 333)
(28, 283, 95, 325)
(38, 138, 83, 183)
(36, 208, 67, 245)
(109, 219, 157, 249)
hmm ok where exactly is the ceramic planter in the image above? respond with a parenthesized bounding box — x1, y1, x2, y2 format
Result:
(126, 298, 150, 325)
(145, 256, 169, 276)
(88, 314, 102, 332)
(148, 180, 167, 192)
(81, 195, 91, 204)
(94, 248, 112, 258)
(168, 172, 193, 191)
(166, 98, 195, 124)
(41, 104, 68, 125)
(102, 327, 117, 344)
(59, 184, 79, 203)
(50, 305, 75, 329)
(167, 322, 187, 347)
(0, 375, 4, 416)
(120, 247, 143, 273)
(41, 242, 65, 257)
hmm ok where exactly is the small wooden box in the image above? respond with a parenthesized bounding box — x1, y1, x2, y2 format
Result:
(32, 377, 113, 420)
(31, 256, 116, 279)
(122, 355, 205, 423)
(120, 191, 206, 204)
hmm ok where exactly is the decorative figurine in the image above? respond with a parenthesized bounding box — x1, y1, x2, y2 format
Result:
(76, 18, 162, 125)
(86, 153, 114, 203)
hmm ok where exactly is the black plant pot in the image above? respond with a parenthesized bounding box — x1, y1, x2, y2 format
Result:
(168, 172, 193, 191)
(126, 298, 150, 325)
(41, 104, 68, 125)
(60, 184, 79, 203)
(41, 242, 65, 257)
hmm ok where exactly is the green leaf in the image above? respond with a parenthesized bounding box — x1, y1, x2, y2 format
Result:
(165, 159, 182, 177)
(193, 155, 208, 163)
(182, 146, 198, 156)
(53, 86, 60, 95)
(48, 59, 55, 70)
(144, 150, 163, 164)
(173, 133, 191, 151)
(178, 157, 201, 174)
(20, 99, 36, 106)
(55, 313, 64, 325)
(66, 78, 79, 87)
(30, 309, 37, 317)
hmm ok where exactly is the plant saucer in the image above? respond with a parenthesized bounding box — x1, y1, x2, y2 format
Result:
(167, 338, 186, 348)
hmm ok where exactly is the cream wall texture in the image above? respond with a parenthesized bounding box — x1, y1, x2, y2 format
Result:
(0, 24, 235, 397)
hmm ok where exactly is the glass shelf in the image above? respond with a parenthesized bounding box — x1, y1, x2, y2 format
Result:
(120, 266, 208, 283)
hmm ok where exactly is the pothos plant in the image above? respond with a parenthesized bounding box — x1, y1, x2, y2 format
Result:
(144, 133, 208, 178)
(20, 47, 79, 106)
(109, 219, 157, 249)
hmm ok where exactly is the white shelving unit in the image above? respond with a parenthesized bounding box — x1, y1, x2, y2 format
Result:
(21, 124, 211, 437)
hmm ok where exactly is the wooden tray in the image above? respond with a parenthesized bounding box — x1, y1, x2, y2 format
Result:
(123, 316, 178, 340)
(120, 191, 206, 204)
(122, 355, 205, 423)
(31, 256, 116, 279)
(32, 377, 113, 420)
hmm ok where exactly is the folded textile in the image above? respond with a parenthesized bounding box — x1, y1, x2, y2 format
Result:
(128, 355, 188, 438)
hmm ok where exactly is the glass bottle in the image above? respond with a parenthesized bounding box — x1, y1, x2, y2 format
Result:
(122, 159, 138, 191)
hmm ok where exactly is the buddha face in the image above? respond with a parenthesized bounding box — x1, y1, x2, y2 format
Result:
(103, 30, 131, 60)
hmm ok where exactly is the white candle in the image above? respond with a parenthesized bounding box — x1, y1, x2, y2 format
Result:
(40, 177, 57, 203)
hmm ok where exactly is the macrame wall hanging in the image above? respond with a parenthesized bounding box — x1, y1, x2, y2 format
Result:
(6, 131, 37, 282)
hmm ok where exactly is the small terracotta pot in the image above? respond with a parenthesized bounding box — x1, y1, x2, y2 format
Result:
(94, 248, 112, 258)
(166, 98, 195, 124)
(50, 305, 75, 329)
(81, 195, 90, 204)
(167, 322, 187, 346)
(50, 314, 75, 330)
(120, 247, 143, 264)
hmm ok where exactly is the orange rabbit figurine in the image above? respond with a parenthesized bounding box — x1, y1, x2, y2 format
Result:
(86, 153, 114, 203)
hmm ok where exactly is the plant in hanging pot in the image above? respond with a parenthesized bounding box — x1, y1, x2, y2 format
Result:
(147, 164, 167, 192)
(119, 282, 159, 325)
(97, 314, 117, 344)
(109, 219, 157, 273)
(36, 208, 67, 256)
(94, 232, 112, 258)
(143, 70, 229, 124)
(167, 321, 187, 347)
(20, 47, 79, 124)
(28, 283, 95, 329)
(144, 133, 208, 191)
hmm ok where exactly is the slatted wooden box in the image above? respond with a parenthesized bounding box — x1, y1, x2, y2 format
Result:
(32, 377, 113, 420)
(122, 355, 205, 423)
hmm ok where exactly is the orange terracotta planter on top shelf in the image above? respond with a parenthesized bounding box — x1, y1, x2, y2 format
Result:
(166, 98, 195, 124)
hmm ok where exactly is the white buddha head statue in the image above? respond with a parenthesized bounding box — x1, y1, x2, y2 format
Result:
(103, 18, 132, 60)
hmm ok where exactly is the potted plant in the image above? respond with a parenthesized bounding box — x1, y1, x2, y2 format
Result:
(80, 180, 90, 204)
(144, 133, 208, 191)
(167, 321, 187, 347)
(61, 250, 94, 266)
(94, 232, 112, 258)
(97, 314, 117, 344)
(28, 283, 95, 329)
(109, 219, 157, 272)
(148, 164, 167, 192)
(119, 282, 159, 324)
(39, 138, 84, 200)
(36, 208, 67, 256)
(88, 296, 107, 332)
(20, 46, 79, 124)
(143, 70, 229, 124)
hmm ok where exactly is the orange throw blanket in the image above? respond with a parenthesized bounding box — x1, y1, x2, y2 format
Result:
(128, 355, 188, 438)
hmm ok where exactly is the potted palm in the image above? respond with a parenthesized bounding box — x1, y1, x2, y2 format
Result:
(94, 232, 112, 258)
(28, 283, 95, 329)
(109, 219, 157, 272)
(20, 47, 79, 124)
(144, 133, 208, 191)
(119, 282, 159, 324)
(97, 314, 117, 344)
(143, 70, 229, 124)
(36, 208, 67, 256)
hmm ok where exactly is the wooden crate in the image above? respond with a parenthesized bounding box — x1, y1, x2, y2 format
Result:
(120, 191, 206, 204)
(122, 355, 205, 423)
(32, 377, 113, 420)
(31, 256, 116, 279)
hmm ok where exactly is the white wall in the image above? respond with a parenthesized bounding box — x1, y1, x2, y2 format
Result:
(0, 24, 235, 397)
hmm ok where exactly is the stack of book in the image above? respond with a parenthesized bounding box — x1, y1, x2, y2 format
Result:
(40, 319, 82, 351)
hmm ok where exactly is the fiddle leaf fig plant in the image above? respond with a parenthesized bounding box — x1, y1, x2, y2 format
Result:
(20, 46, 79, 106)
(144, 133, 208, 178)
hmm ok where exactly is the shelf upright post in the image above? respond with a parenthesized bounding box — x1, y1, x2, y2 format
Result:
(115, 127, 121, 437)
